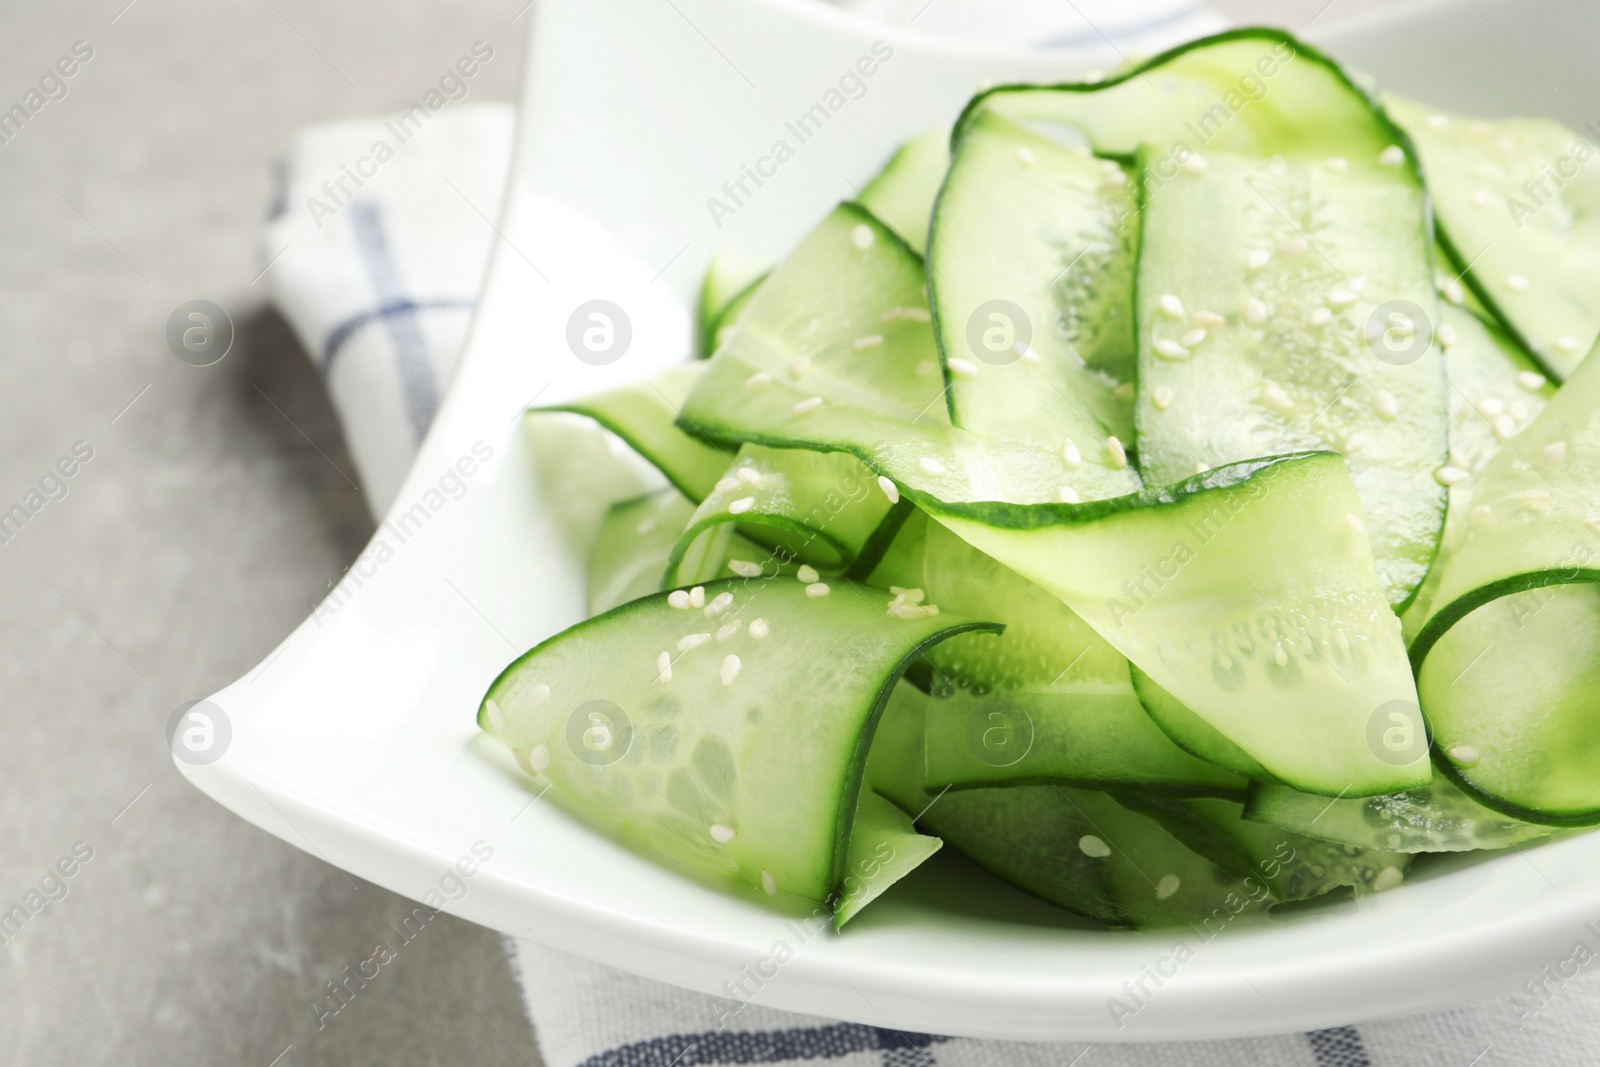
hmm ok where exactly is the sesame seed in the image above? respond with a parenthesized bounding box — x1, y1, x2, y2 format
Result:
(1378, 145, 1405, 166)
(657, 651, 671, 672)
(1326, 288, 1359, 309)
(1434, 465, 1470, 486)
(689, 586, 706, 608)
(1425, 113, 1450, 130)
(850, 224, 874, 250)
(1078, 835, 1111, 858)
(1057, 486, 1080, 503)
(728, 560, 762, 578)
(678, 632, 711, 651)
(1506, 274, 1530, 291)
(1158, 294, 1186, 320)
(889, 586, 924, 603)
(668, 590, 691, 610)
(914, 360, 937, 377)
(1324, 156, 1349, 171)
(1518, 370, 1547, 391)
(1492, 414, 1517, 439)
(1519, 489, 1551, 503)
(1343, 432, 1366, 454)
(1153, 385, 1174, 410)
(1154, 338, 1191, 360)
(1555, 335, 1581, 354)
(1346, 514, 1365, 533)
(761, 869, 777, 896)
(728, 496, 755, 515)
(1191, 310, 1226, 329)
(1448, 743, 1481, 765)
(1374, 390, 1399, 420)
(796, 564, 820, 583)
(805, 582, 830, 598)
(1471, 189, 1490, 207)
(1180, 152, 1208, 175)
(852, 334, 884, 350)
(1244, 298, 1268, 326)
(636, 516, 659, 535)
(1437, 323, 1457, 348)
(919, 456, 946, 476)
(791, 355, 811, 378)
(1179, 327, 1207, 347)
(1544, 441, 1568, 467)
(1442, 278, 1466, 305)
(529, 741, 551, 772)
(1018, 345, 1041, 364)
(877, 475, 899, 503)
(720, 654, 742, 688)
(1371, 867, 1404, 892)
(485, 698, 506, 733)
(716, 621, 741, 642)
(1273, 645, 1289, 667)
(948, 358, 979, 379)
(710, 822, 737, 843)
(715, 476, 740, 493)
(1106, 436, 1128, 470)
(1350, 276, 1368, 291)
(1509, 399, 1530, 420)
(749, 618, 770, 639)
(744, 371, 772, 390)
(1245, 249, 1271, 272)
(1308, 307, 1333, 327)
(1469, 504, 1493, 523)
(529, 683, 550, 706)
(736, 467, 761, 487)
(1477, 397, 1506, 416)
(1062, 439, 1082, 468)
(1260, 383, 1294, 413)
(1195, 461, 1210, 473)
(704, 591, 735, 617)
(1156, 874, 1181, 899)
(1016, 145, 1035, 165)
(1279, 235, 1309, 257)
(791, 396, 823, 415)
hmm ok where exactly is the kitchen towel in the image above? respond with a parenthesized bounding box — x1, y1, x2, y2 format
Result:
(259, 5, 1600, 1067)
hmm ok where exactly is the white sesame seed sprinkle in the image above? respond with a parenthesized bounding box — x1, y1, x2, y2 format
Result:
(1544, 441, 1568, 467)
(1154, 338, 1191, 360)
(1469, 504, 1493, 523)
(852, 334, 884, 350)
(1179, 327, 1207, 347)
(1156, 874, 1182, 899)
(790, 355, 811, 378)
(877, 475, 899, 503)
(1244, 298, 1268, 326)
(668, 590, 691, 610)
(1057, 486, 1080, 503)
(1471, 189, 1490, 207)
(728, 496, 755, 515)
(1273, 645, 1289, 667)
(716, 621, 741, 642)
(805, 582, 830, 598)
(1308, 307, 1333, 327)
(919, 456, 946, 476)
(1260, 383, 1293, 413)
(1437, 323, 1457, 348)
(689, 586, 706, 609)
(1153, 385, 1174, 410)
(1345, 513, 1365, 533)
(1062, 439, 1082, 468)
(1506, 274, 1530, 292)
(1344, 432, 1366, 454)
(1017, 345, 1041, 364)
(1510, 399, 1530, 420)
(704, 591, 735, 616)
(657, 651, 672, 672)
(1519, 489, 1551, 503)
(1180, 152, 1208, 175)
(744, 371, 772, 390)
(1078, 835, 1111, 858)
(1279, 235, 1309, 257)
(1493, 413, 1517, 440)
(796, 564, 820, 583)
(1372, 867, 1404, 893)
(1016, 145, 1036, 165)
(720, 654, 742, 688)
(850, 224, 875, 250)
(914, 359, 937, 377)
(1448, 744, 1481, 765)
(485, 698, 506, 734)
(1518, 370, 1547, 391)
(761, 869, 777, 896)
(1326, 288, 1359, 309)
(1106, 436, 1128, 470)
(737, 467, 761, 487)
(948, 358, 979, 379)
(678, 632, 711, 651)
(710, 822, 738, 843)
(1350, 276, 1368, 292)
(749, 617, 770, 639)
(1378, 145, 1405, 166)
(528, 741, 551, 772)
(1158, 294, 1186, 320)
(728, 559, 762, 578)
(1191, 310, 1226, 329)
(715, 476, 740, 493)
(1425, 113, 1450, 130)
(1245, 249, 1271, 272)
(1434, 465, 1470, 486)
(1477, 397, 1505, 416)
(1557, 335, 1581, 354)
(1195, 461, 1210, 473)
(1374, 390, 1399, 420)
(1442, 278, 1466, 305)
(791, 396, 823, 415)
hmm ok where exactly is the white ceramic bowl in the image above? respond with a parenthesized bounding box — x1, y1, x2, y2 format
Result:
(180, 0, 1600, 1041)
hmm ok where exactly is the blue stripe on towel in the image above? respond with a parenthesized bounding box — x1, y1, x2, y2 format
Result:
(577, 1022, 947, 1067)
(1306, 1026, 1372, 1067)
(321, 297, 475, 375)
(345, 200, 446, 441)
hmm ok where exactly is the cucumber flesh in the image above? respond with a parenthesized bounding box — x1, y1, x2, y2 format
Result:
(589, 490, 695, 616)
(930, 109, 1136, 446)
(1132, 147, 1446, 608)
(1129, 665, 1272, 782)
(1410, 336, 1600, 824)
(1386, 96, 1600, 381)
(698, 253, 770, 358)
(540, 362, 731, 503)
(481, 577, 998, 909)
(833, 790, 941, 929)
(1246, 778, 1551, 854)
(859, 128, 949, 255)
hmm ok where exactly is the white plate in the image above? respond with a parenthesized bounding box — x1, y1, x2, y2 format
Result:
(182, 0, 1600, 1041)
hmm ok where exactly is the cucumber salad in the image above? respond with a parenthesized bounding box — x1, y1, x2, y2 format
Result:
(482, 30, 1600, 930)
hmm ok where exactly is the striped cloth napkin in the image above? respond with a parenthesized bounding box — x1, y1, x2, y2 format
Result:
(259, 6, 1600, 1065)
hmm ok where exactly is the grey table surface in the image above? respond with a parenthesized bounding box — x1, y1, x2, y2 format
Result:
(0, 1, 1390, 1064)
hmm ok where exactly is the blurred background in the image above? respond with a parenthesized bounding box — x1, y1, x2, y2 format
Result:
(0, 1, 1409, 1063)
